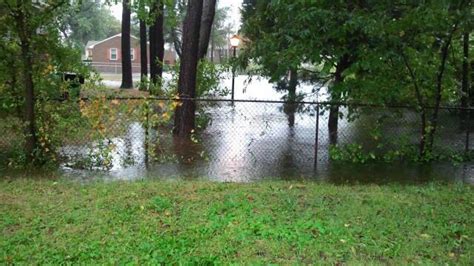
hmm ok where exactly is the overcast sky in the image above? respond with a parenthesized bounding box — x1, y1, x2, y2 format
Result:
(109, 0, 243, 32)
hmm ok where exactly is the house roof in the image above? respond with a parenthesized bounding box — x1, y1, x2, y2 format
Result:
(87, 33, 139, 49)
(85, 41, 99, 49)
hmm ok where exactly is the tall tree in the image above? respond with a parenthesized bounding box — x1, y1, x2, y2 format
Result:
(378, 1, 469, 156)
(16, 1, 37, 161)
(173, 0, 204, 137)
(241, 0, 473, 157)
(59, 1, 121, 49)
(165, 0, 224, 61)
(208, 6, 231, 62)
(241, 1, 302, 127)
(460, 32, 470, 122)
(241, 0, 361, 134)
(460, 2, 472, 122)
(139, 1, 148, 82)
(198, 0, 217, 60)
(281, 67, 298, 126)
(1, 0, 72, 163)
(149, 0, 165, 89)
(120, 0, 133, 89)
(165, 0, 186, 58)
(333, 0, 471, 156)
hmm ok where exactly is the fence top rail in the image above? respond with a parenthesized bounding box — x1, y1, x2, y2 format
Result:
(2, 96, 474, 111)
(56, 97, 474, 111)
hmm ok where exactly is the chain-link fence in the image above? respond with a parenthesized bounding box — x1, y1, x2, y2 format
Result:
(1, 98, 473, 177)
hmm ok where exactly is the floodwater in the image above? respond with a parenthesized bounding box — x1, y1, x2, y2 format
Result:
(61, 75, 474, 184)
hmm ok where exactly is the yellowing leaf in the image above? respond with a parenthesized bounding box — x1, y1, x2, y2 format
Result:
(351, 247, 356, 254)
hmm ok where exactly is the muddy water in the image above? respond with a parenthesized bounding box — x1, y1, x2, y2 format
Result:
(61, 75, 474, 184)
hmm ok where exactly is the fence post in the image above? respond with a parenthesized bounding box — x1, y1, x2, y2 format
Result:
(314, 103, 320, 170)
(144, 101, 150, 167)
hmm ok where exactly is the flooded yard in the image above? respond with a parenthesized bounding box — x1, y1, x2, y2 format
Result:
(58, 75, 474, 184)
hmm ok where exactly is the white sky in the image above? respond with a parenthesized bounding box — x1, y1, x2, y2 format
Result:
(109, 0, 242, 32)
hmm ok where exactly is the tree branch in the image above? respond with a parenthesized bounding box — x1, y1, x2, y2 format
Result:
(400, 49, 424, 108)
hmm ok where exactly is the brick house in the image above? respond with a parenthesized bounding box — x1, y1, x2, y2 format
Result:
(85, 33, 177, 74)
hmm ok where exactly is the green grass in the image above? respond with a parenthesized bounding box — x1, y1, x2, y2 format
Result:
(1, 178, 473, 264)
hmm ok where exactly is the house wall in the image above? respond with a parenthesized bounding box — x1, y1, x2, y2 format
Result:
(90, 35, 177, 74)
(92, 36, 141, 63)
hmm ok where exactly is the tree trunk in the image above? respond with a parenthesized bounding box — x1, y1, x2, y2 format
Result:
(328, 105, 339, 145)
(15, 2, 37, 163)
(400, 50, 429, 157)
(173, 0, 204, 138)
(21, 42, 36, 155)
(471, 59, 474, 118)
(461, 32, 470, 125)
(198, 0, 217, 60)
(149, 0, 165, 89)
(419, 109, 428, 157)
(285, 68, 298, 127)
(139, 19, 148, 81)
(172, 28, 183, 58)
(425, 24, 457, 152)
(120, 0, 133, 89)
(210, 37, 215, 63)
(328, 55, 351, 145)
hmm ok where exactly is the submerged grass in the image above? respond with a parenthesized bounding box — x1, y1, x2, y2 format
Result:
(0, 178, 473, 264)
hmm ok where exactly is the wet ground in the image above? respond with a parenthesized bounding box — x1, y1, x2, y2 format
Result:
(60, 74, 474, 184)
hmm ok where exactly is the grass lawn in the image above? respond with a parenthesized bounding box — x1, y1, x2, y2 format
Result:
(1, 178, 473, 264)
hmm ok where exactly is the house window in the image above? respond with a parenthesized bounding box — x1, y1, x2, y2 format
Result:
(110, 48, 118, 60)
(130, 48, 135, 61)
